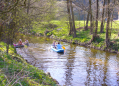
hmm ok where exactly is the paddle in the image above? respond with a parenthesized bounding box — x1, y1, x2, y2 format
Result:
(24, 45, 27, 48)
(23, 43, 27, 48)
(62, 46, 65, 49)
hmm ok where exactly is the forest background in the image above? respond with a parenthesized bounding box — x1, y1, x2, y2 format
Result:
(1, 0, 119, 85)
(1, 0, 119, 54)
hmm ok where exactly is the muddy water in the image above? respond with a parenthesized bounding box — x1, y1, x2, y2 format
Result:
(16, 35, 119, 86)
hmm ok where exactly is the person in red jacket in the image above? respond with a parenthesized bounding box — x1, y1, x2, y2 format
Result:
(18, 39, 22, 45)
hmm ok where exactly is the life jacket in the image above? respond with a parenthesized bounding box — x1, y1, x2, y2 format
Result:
(19, 41, 22, 45)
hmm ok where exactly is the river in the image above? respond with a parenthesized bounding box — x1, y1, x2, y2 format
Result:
(16, 35, 119, 86)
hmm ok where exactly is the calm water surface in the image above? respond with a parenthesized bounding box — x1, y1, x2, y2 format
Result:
(17, 35, 119, 86)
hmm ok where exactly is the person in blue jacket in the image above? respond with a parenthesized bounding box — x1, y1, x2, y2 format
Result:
(56, 42, 62, 49)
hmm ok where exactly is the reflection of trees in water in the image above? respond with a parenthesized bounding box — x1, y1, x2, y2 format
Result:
(85, 60, 105, 85)
(85, 50, 109, 86)
(65, 44, 76, 86)
(116, 55, 119, 85)
(103, 53, 119, 86)
(102, 52, 109, 85)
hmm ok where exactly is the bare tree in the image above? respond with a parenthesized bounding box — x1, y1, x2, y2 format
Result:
(85, 10, 90, 31)
(67, 0, 73, 35)
(27, 0, 31, 14)
(94, 0, 99, 36)
(70, 0, 76, 37)
(67, 0, 76, 37)
(100, 0, 106, 33)
(105, 0, 111, 47)
(91, 0, 99, 42)
(89, 0, 93, 34)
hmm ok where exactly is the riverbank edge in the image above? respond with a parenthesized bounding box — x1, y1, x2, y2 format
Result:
(0, 42, 59, 86)
(17, 48, 60, 85)
(24, 31, 118, 54)
(34, 32, 117, 54)
(49, 35, 119, 54)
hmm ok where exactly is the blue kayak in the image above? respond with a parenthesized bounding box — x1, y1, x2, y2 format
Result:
(51, 46, 64, 53)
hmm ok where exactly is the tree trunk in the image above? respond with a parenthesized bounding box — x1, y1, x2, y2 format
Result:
(91, 0, 99, 42)
(84, 11, 86, 27)
(0, 24, 3, 41)
(67, 0, 73, 35)
(110, 0, 115, 37)
(70, 0, 76, 37)
(100, 0, 106, 33)
(85, 11, 90, 31)
(90, 15, 93, 34)
(106, 0, 110, 47)
(27, 0, 30, 14)
(6, 44, 9, 54)
(9, 21, 16, 45)
(94, 0, 99, 36)
(89, 0, 93, 34)
(6, 24, 10, 54)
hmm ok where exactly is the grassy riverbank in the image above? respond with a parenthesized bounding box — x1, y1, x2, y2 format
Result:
(0, 42, 57, 86)
(32, 20, 119, 53)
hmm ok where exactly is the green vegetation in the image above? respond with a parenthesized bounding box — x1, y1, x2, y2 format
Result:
(0, 42, 57, 86)
(32, 20, 119, 52)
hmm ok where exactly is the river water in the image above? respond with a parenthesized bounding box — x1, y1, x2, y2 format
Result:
(16, 35, 119, 86)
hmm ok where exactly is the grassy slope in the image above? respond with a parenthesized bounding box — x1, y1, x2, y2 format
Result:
(0, 42, 57, 86)
(32, 20, 119, 51)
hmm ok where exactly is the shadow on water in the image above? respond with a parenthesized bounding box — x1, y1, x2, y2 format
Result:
(16, 35, 119, 86)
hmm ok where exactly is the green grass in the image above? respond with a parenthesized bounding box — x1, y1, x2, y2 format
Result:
(31, 20, 119, 51)
(0, 42, 57, 86)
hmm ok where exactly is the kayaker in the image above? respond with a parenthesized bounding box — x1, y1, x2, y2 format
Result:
(52, 41, 56, 48)
(56, 42, 62, 49)
(25, 39, 29, 46)
(18, 39, 22, 45)
(13, 43, 16, 46)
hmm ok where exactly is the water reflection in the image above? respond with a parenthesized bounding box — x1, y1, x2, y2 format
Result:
(65, 44, 76, 86)
(16, 36, 119, 86)
(102, 52, 109, 86)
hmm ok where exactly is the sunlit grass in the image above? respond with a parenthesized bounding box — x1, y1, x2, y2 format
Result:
(32, 20, 119, 51)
